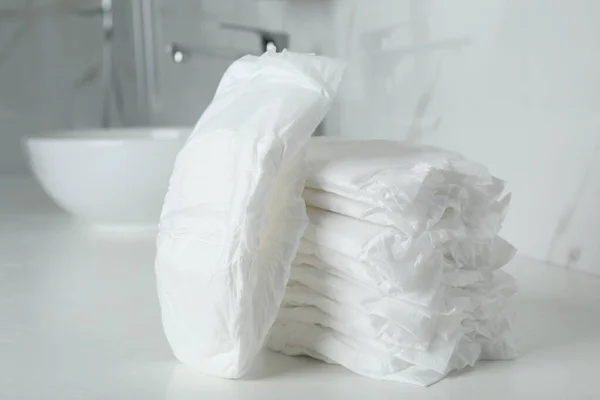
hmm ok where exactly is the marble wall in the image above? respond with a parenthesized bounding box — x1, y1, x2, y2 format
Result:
(322, 0, 600, 274)
(0, 0, 138, 173)
(2, 0, 599, 274)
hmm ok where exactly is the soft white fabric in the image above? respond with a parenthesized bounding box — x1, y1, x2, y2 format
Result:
(305, 139, 508, 238)
(301, 208, 516, 307)
(303, 207, 446, 305)
(288, 263, 448, 348)
(279, 283, 467, 354)
(268, 271, 518, 386)
(267, 139, 518, 385)
(155, 49, 345, 378)
(303, 187, 514, 267)
(268, 321, 478, 386)
(283, 264, 516, 346)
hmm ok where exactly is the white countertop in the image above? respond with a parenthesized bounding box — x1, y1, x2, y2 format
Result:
(1, 177, 600, 399)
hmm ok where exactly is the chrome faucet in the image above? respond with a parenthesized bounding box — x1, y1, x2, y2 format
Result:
(221, 23, 289, 53)
(166, 23, 289, 64)
(162, 22, 331, 136)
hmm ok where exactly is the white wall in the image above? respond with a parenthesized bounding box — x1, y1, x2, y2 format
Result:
(322, 0, 600, 274)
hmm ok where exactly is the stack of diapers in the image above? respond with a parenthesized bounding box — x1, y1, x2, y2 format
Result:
(267, 139, 518, 386)
(155, 48, 518, 387)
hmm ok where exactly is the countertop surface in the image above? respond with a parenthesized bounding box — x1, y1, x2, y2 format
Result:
(1, 177, 600, 399)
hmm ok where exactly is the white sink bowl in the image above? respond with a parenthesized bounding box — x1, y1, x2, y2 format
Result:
(24, 127, 189, 228)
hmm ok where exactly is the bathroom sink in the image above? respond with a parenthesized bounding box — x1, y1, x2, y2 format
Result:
(24, 127, 190, 228)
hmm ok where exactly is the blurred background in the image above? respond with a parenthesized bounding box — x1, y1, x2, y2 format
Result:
(1, 0, 599, 275)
